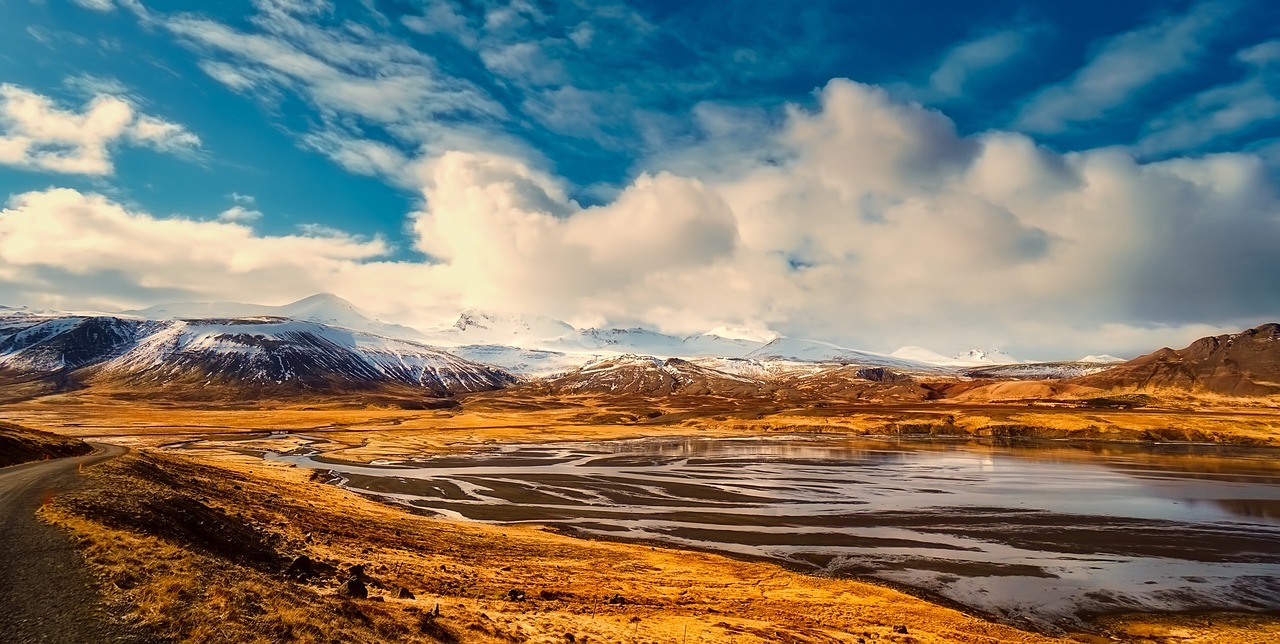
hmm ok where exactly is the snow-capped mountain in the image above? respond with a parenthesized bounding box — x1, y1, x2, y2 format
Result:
(953, 348, 1021, 365)
(0, 311, 512, 398)
(1078, 354, 1125, 363)
(746, 337, 943, 372)
(423, 310, 577, 348)
(126, 293, 426, 342)
(540, 354, 771, 397)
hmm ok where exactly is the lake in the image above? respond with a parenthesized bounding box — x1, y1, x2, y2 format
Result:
(266, 435, 1280, 632)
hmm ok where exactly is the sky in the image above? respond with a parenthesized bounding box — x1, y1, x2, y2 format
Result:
(1, 0, 1279, 359)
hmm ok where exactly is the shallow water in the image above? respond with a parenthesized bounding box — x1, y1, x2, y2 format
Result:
(266, 435, 1280, 631)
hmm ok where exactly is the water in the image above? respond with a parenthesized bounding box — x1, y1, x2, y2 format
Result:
(265, 435, 1280, 631)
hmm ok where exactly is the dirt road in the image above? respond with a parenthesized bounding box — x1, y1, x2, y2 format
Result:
(0, 443, 147, 643)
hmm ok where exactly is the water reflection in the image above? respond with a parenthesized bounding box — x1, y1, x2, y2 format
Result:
(263, 435, 1280, 632)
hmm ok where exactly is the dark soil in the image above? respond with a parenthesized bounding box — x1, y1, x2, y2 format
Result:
(0, 421, 94, 468)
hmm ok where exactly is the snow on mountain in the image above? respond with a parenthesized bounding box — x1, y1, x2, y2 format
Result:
(746, 337, 943, 371)
(962, 361, 1119, 380)
(422, 310, 577, 348)
(1078, 354, 1125, 363)
(542, 354, 769, 396)
(547, 327, 685, 354)
(702, 326, 779, 343)
(445, 345, 585, 378)
(890, 346, 968, 366)
(0, 315, 159, 373)
(953, 348, 1021, 365)
(126, 293, 425, 341)
(0, 312, 513, 396)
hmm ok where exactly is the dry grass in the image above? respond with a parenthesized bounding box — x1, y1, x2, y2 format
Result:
(44, 448, 1078, 644)
(14, 394, 1280, 643)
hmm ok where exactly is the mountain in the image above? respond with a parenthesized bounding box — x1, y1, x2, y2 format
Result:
(745, 337, 941, 371)
(1072, 323, 1280, 396)
(0, 311, 513, 401)
(1078, 354, 1125, 363)
(953, 348, 1020, 365)
(127, 293, 425, 341)
(961, 361, 1120, 380)
(537, 355, 772, 397)
(445, 345, 585, 378)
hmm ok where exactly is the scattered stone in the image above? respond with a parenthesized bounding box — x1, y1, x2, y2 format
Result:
(284, 554, 337, 581)
(564, 634, 576, 642)
(507, 589, 527, 602)
(396, 587, 416, 600)
(337, 577, 368, 599)
(893, 625, 909, 634)
(539, 590, 560, 601)
(606, 593, 627, 605)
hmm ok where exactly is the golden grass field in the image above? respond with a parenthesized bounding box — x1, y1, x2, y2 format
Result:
(6, 390, 1280, 643)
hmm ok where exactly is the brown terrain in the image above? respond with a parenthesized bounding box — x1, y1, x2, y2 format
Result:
(4, 323, 1280, 642)
(1074, 323, 1280, 396)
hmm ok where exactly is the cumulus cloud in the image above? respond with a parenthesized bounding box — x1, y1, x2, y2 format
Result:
(1016, 2, 1230, 133)
(6, 80, 1280, 359)
(402, 80, 1280, 357)
(0, 84, 200, 175)
(217, 193, 263, 222)
(0, 188, 394, 312)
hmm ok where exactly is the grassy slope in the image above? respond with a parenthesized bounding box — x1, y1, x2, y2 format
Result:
(44, 449, 1071, 644)
(0, 420, 93, 467)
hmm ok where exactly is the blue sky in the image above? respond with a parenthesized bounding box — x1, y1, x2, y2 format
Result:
(1, 0, 1279, 357)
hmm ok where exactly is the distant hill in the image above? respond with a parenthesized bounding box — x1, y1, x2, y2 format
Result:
(0, 312, 513, 402)
(1073, 323, 1280, 396)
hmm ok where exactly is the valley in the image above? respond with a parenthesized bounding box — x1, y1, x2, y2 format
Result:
(4, 296, 1280, 643)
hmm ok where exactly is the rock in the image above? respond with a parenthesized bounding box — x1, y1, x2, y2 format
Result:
(286, 555, 315, 579)
(607, 593, 627, 605)
(396, 587, 415, 600)
(507, 588, 526, 602)
(539, 590, 560, 600)
(337, 578, 368, 599)
(893, 625, 909, 634)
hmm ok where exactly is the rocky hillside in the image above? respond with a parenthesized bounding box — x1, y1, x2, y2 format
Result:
(537, 355, 775, 397)
(0, 312, 515, 401)
(1073, 323, 1280, 396)
(0, 421, 93, 467)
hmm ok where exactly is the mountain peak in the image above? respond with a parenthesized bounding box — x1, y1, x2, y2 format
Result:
(954, 348, 1019, 365)
(287, 292, 355, 307)
(702, 325, 778, 343)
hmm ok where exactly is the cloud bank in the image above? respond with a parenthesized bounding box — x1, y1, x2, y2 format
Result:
(5, 79, 1276, 359)
(0, 84, 200, 175)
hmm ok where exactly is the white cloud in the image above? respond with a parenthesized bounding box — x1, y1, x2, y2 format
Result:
(6, 78, 1280, 358)
(1016, 2, 1230, 133)
(217, 206, 263, 222)
(168, 12, 504, 129)
(480, 41, 567, 86)
(0, 188, 395, 312)
(62, 73, 129, 97)
(401, 80, 1280, 357)
(0, 83, 200, 175)
(926, 28, 1031, 100)
(71, 0, 115, 11)
(1137, 40, 1280, 155)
